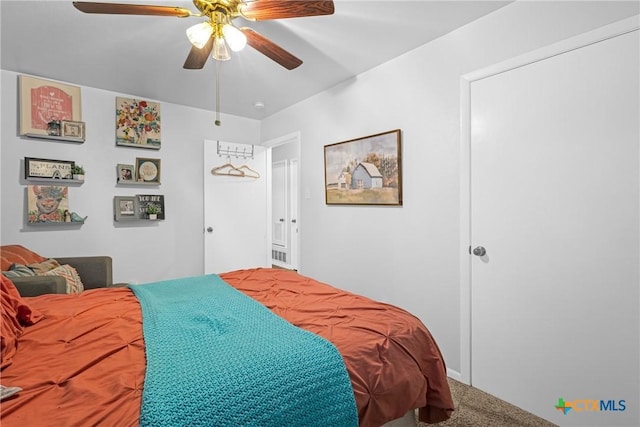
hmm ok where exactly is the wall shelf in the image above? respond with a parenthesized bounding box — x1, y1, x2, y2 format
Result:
(117, 181, 160, 186)
(25, 178, 84, 185)
(114, 218, 163, 222)
(23, 133, 85, 144)
(27, 220, 85, 226)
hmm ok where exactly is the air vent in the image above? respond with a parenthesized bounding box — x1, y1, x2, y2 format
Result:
(272, 249, 287, 263)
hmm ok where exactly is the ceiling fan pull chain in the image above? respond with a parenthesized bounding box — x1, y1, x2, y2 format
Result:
(215, 59, 221, 126)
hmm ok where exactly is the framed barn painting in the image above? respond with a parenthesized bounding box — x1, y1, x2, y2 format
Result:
(19, 75, 82, 137)
(324, 129, 402, 206)
(116, 97, 161, 149)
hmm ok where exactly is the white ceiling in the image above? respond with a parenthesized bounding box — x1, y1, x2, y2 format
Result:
(1, 0, 512, 120)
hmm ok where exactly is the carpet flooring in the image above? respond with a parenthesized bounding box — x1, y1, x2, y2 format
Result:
(420, 378, 558, 427)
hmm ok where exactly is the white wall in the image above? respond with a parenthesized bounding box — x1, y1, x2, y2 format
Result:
(261, 1, 640, 375)
(1, 70, 260, 284)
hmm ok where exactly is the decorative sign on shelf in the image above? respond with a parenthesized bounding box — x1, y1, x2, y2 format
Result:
(25, 157, 75, 180)
(135, 157, 161, 183)
(137, 194, 165, 220)
(19, 75, 82, 138)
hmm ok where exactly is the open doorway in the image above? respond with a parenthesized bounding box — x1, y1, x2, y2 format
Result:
(266, 133, 300, 271)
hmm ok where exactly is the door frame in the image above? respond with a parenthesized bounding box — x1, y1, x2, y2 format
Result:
(263, 131, 301, 270)
(458, 16, 639, 385)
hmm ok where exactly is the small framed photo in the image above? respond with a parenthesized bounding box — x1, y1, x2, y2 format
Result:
(114, 196, 137, 221)
(117, 164, 135, 183)
(61, 120, 85, 140)
(135, 157, 161, 183)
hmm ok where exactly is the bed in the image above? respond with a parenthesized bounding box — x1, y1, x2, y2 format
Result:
(1, 267, 454, 426)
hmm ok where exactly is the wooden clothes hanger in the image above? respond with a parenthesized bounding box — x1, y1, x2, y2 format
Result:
(236, 165, 260, 178)
(211, 163, 244, 177)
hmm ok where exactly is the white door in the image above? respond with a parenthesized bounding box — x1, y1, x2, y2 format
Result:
(203, 140, 269, 274)
(468, 26, 638, 426)
(272, 160, 287, 248)
(266, 134, 301, 270)
(289, 159, 299, 269)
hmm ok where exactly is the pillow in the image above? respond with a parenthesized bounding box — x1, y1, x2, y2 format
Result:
(2, 264, 36, 279)
(0, 245, 47, 272)
(1, 276, 43, 369)
(39, 264, 84, 294)
(27, 258, 60, 274)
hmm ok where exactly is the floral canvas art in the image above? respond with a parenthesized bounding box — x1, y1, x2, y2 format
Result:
(116, 97, 161, 149)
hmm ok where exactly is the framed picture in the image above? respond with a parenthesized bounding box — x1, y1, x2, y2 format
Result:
(135, 157, 161, 183)
(136, 194, 165, 220)
(117, 164, 135, 183)
(114, 196, 137, 221)
(24, 157, 74, 180)
(324, 129, 402, 206)
(60, 120, 85, 140)
(19, 75, 82, 137)
(116, 97, 161, 149)
(27, 185, 69, 223)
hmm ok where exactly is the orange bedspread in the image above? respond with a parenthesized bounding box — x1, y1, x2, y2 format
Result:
(1, 268, 453, 426)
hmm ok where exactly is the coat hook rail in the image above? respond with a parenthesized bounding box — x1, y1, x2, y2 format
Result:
(217, 141, 254, 159)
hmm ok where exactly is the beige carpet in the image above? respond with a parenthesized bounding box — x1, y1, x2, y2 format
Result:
(419, 378, 558, 427)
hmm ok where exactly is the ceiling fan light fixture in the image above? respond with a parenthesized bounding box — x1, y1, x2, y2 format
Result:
(186, 21, 213, 49)
(222, 24, 247, 52)
(212, 36, 231, 61)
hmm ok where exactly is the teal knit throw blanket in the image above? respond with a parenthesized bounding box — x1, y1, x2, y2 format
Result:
(129, 275, 358, 427)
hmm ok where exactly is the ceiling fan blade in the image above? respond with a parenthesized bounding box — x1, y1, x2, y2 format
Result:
(72, 2, 192, 17)
(183, 37, 214, 69)
(241, 28, 302, 70)
(240, 0, 334, 21)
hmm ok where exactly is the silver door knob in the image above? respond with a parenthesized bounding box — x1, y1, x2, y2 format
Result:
(473, 246, 486, 257)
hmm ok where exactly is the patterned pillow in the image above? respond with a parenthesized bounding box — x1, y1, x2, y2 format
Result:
(40, 264, 84, 294)
(2, 264, 36, 279)
(27, 258, 60, 274)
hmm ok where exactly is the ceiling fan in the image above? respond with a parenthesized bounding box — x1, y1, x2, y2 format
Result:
(72, 0, 335, 70)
